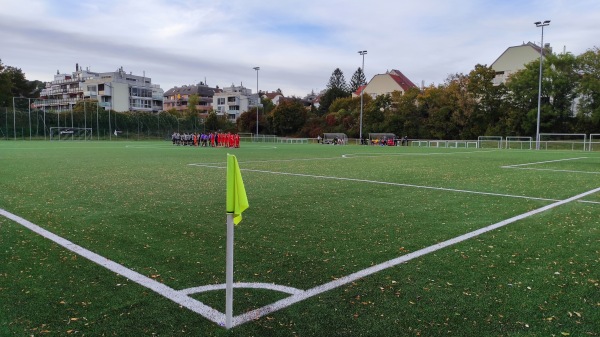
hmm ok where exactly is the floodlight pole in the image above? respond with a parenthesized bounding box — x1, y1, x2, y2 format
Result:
(253, 67, 260, 138)
(12, 97, 16, 140)
(358, 50, 367, 143)
(535, 20, 550, 150)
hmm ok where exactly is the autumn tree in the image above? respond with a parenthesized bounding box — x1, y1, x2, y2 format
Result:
(271, 99, 307, 135)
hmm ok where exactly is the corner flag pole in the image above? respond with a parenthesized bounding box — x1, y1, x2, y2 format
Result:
(225, 213, 234, 328)
(225, 154, 249, 329)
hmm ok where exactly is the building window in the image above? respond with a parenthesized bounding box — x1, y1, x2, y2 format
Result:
(228, 96, 236, 102)
(217, 98, 225, 105)
(230, 105, 239, 111)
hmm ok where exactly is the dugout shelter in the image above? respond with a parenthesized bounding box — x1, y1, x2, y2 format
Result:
(322, 133, 348, 145)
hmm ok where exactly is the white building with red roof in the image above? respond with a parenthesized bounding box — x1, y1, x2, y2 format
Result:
(352, 69, 417, 98)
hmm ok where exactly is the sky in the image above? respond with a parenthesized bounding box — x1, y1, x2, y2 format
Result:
(1, 0, 599, 97)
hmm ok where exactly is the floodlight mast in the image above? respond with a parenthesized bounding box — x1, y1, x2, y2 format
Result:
(253, 67, 260, 137)
(534, 20, 550, 150)
(358, 50, 367, 143)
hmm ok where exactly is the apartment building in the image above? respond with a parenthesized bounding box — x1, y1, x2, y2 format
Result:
(37, 64, 163, 112)
(212, 84, 260, 120)
(163, 83, 220, 112)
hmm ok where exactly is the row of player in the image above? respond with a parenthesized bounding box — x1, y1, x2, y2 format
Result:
(171, 132, 241, 148)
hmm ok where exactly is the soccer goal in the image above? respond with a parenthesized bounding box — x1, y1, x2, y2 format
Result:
(477, 136, 503, 149)
(49, 127, 93, 141)
(539, 133, 587, 151)
(590, 134, 600, 151)
(505, 136, 533, 150)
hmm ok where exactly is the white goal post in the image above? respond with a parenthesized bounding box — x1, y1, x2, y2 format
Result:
(505, 136, 532, 150)
(590, 134, 600, 151)
(477, 136, 503, 149)
(49, 127, 93, 141)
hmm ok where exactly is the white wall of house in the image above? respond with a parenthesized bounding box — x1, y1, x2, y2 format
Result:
(491, 44, 542, 85)
(364, 74, 404, 98)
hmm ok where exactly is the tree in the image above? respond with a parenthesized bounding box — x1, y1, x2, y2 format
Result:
(187, 94, 199, 116)
(576, 47, 600, 131)
(349, 67, 367, 93)
(319, 68, 351, 115)
(0, 59, 38, 107)
(271, 99, 307, 135)
(327, 68, 349, 92)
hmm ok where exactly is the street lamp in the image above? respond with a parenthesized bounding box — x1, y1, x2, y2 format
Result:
(358, 50, 367, 143)
(534, 20, 550, 150)
(253, 67, 260, 137)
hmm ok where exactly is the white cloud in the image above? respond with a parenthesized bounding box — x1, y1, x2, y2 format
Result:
(1, 0, 599, 97)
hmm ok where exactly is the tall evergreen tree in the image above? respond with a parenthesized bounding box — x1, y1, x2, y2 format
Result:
(327, 68, 349, 92)
(319, 68, 351, 115)
(350, 67, 367, 93)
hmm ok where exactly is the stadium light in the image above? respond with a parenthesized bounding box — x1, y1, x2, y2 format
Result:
(358, 50, 367, 143)
(253, 67, 260, 137)
(534, 20, 550, 150)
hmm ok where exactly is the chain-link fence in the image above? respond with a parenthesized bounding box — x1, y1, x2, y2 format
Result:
(1, 99, 212, 141)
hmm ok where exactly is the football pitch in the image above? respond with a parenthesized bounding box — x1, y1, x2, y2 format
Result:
(1, 141, 599, 336)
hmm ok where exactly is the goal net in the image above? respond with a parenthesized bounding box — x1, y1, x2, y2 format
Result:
(539, 133, 586, 151)
(477, 136, 503, 149)
(50, 127, 93, 141)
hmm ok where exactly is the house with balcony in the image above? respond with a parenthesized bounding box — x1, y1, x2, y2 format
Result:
(491, 42, 548, 85)
(163, 83, 220, 113)
(37, 64, 163, 113)
(352, 69, 417, 98)
(212, 84, 259, 120)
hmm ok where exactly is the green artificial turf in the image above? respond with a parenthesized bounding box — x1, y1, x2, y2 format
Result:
(1, 141, 598, 336)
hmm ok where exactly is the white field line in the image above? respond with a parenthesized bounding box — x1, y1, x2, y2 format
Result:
(188, 163, 565, 203)
(3, 185, 600, 329)
(504, 167, 600, 175)
(0, 209, 226, 326)
(501, 157, 588, 168)
(232, 186, 600, 327)
(180, 282, 305, 296)
(502, 157, 599, 175)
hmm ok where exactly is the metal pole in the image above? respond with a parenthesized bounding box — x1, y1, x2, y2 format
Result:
(253, 67, 260, 137)
(96, 100, 99, 140)
(108, 84, 112, 140)
(12, 97, 16, 140)
(28, 98, 32, 140)
(358, 50, 367, 143)
(43, 102, 46, 140)
(535, 20, 550, 150)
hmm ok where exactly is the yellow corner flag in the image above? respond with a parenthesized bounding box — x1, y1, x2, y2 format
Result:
(226, 154, 249, 225)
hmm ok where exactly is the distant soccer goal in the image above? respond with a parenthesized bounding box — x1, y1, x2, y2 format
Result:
(477, 136, 503, 149)
(589, 134, 599, 151)
(505, 136, 532, 150)
(539, 133, 587, 151)
(50, 127, 93, 141)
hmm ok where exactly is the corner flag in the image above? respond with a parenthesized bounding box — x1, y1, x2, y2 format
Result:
(226, 154, 248, 225)
(225, 154, 249, 328)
